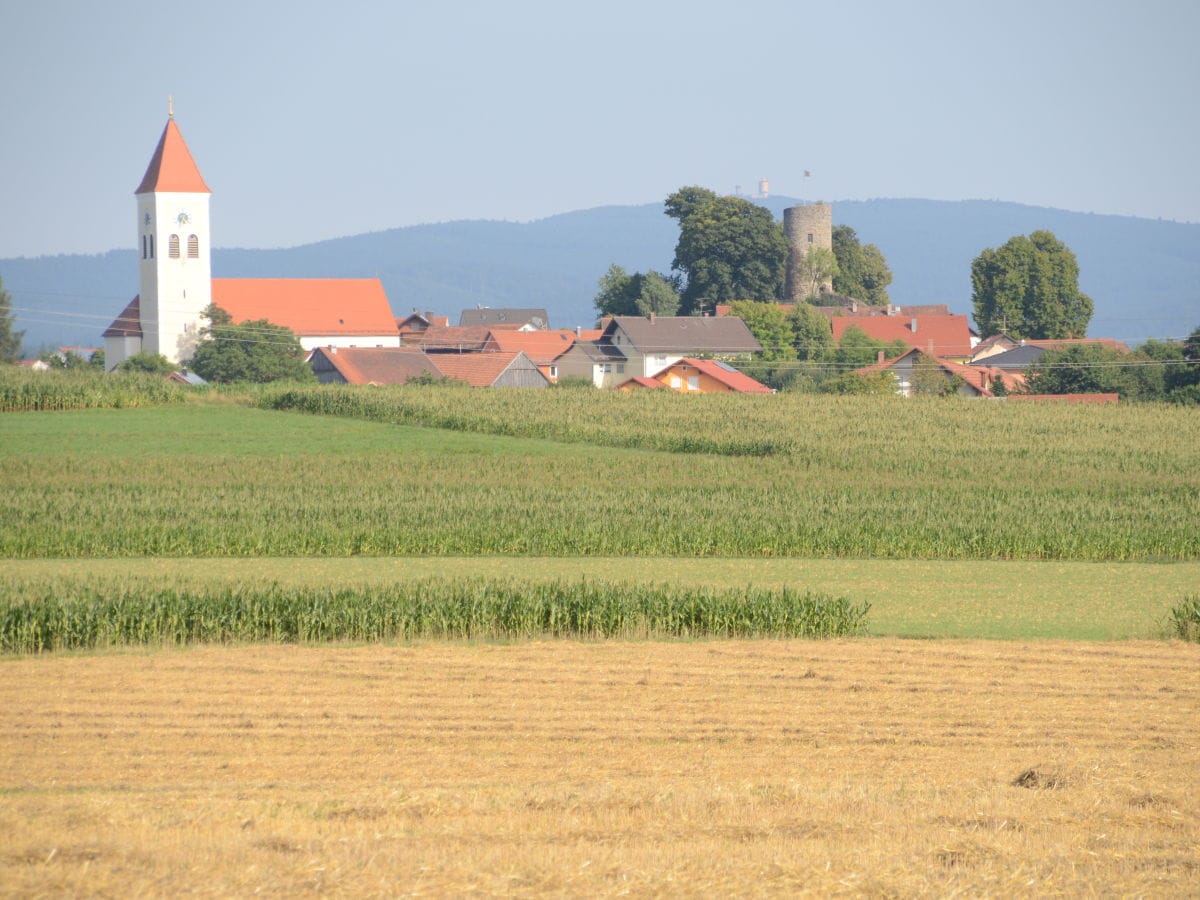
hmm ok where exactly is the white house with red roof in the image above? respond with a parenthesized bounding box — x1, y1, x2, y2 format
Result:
(104, 113, 400, 370)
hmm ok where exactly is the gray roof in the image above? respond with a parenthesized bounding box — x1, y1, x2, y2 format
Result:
(570, 340, 626, 362)
(972, 345, 1046, 371)
(458, 308, 550, 329)
(604, 316, 762, 354)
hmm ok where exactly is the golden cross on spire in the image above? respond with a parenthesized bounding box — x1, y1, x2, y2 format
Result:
(168, 95, 174, 118)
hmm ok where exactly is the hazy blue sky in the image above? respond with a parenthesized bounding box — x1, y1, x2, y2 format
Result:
(2, 0, 1197, 258)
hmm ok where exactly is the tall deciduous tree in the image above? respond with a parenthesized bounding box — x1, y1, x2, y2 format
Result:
(831, 225, 893, 305)
(786, 303, 833, 360)
(593, 265, 680, 318)
(665, 186, 788, 314)
(188, 304, 315, 384)
(727, 301, 795, 362)
(971, 230, 1093, 339)
(0, 275, 24, 364)
(792, 247, 839, 302)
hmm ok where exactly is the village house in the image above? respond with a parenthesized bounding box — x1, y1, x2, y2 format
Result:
(627, 357, 773, 394)
(556, 315, 761, 388)
(309, 347, 440, 385)
(858, 348, 1026, 397)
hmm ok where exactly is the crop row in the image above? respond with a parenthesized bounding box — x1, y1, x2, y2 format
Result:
(0, 368, 186, 412)
(0, 577, 870, 653)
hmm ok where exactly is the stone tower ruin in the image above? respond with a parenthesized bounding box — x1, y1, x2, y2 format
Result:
(784, 202, 834, 301)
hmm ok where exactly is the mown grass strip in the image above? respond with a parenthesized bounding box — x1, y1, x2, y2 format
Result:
(0, 577, 870, 653)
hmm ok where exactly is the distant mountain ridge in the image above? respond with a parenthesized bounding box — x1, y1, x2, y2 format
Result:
(4, 198, 1197, 353)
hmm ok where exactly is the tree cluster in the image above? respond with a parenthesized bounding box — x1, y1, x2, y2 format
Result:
(831, 226, 892, 306)
(725, 300, 907, 393)
(593, 265, 680, 318)
(1027, 327, 1200, 403)
(971, 231, 1093, 340)
(665, 186, 789, 314)
(188, 304, 314, 384)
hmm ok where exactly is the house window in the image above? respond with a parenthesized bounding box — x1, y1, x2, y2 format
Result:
(602, 363, 612, 374)
(168, 234, 180, 258)
(187, 234, 199, 258)
(617, 364, 625, 374)
(670, 375, 681, 389)
(807, 233, 814, 244)
(688, 375, 700, 391)
(549, 366, 558, 378)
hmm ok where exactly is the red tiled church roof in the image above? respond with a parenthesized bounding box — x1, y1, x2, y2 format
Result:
(212, 279, 398, 337)
(134, 118, 211, 194)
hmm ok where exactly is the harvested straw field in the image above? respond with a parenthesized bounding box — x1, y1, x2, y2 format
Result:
(2, 639, 1197, 896)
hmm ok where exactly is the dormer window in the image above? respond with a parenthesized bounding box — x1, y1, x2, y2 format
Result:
(169, 234, 180, 258)
(187, 235, 199, 258)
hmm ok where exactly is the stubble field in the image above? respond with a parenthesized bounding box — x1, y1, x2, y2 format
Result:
(2, 639, 1197, 895)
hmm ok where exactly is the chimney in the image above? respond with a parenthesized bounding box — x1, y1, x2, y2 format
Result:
(910, 318, 918, 333)
(877, 350, 885, 364)
(575, 325, 581, 336)
(649, 312, 656, 324)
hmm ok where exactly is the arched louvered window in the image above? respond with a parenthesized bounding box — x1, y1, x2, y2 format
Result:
(187, 234, 199, 258)
(149, 234, 154, 258)
(142, 236, 147, 259)
(169, 234, 180, 258)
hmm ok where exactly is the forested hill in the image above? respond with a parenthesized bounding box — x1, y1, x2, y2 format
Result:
(4, 198, 1197, 353)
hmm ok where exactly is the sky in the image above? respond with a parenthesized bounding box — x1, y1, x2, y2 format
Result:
(1, 0, 1198, 258)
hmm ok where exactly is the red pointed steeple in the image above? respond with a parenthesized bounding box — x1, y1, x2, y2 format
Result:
(134, 118, 211, 194)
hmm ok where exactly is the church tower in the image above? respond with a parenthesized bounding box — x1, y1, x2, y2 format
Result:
(134, 107, 212, 363)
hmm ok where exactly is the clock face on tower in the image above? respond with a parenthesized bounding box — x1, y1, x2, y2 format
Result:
(176, 211, 190, 226)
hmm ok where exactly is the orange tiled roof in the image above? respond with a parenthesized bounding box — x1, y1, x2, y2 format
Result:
(312, 347, 437, 385)
(212, 278, 398, 337)
(135, 119, 211, 194)
(488, 329, 578, 364)
(658, 358, 774, 394)
(427, 351, 529, 387)
(618, 376, 668, 390)
(832, 315, 974, 358)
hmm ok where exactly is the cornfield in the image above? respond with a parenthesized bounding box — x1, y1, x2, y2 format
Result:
(2, 400, 1197, 560)
(0, 368, 186, 412)
(0, 577, 869, 653)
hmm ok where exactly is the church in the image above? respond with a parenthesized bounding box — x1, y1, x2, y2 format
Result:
(104, 111, 401, 369)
